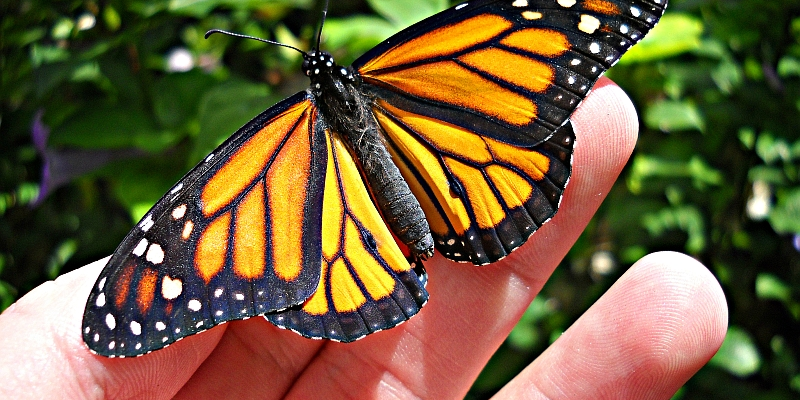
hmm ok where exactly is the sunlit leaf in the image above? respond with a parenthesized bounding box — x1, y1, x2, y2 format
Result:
(620, 13, 703, 63)
(709, 327, 761, 378)
(645, 99, 706, 132)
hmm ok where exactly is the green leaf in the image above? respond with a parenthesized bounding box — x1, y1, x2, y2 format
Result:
(642, 205, 707, 253)
(51, 105, 177, 152)
(191, 80, 274, 164)
(644, 99, 706, 132)
(709, 326, 762, 378)
(323, 16, 397, 62)
(367, 0, 449, 28)
(755, 273, 792, 303)
(769, 188, 800, 234)
(620, 13, 703, 64)
(152, 71, 218, 129)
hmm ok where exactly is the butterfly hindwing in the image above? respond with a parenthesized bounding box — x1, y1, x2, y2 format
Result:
(266, 129, 429, 342)
(354, 0, 665, 264)
(83, 93, 327, 357)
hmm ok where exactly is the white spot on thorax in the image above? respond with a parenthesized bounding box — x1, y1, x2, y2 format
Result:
(557, 0, 576, 7)
(105, 313, 116, 330)
(132, 238, 148, 256)
(130, 321, 142, 336)
(155, 321, 166, 331)
(146, 243, 165, 264)
(96, 293, 106, 307)
(188, 299, 202, 311)
(161, 275, 183, 300)
(172, 204, 187, 220)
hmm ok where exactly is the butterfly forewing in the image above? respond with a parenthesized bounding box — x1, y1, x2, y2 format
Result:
(354, 0, 665, 264)
(83, 94, 327, 357)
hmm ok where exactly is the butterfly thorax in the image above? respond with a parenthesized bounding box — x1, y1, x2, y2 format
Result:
(303, 50, 435, 262)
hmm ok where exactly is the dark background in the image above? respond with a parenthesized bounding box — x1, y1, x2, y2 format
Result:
(2, 0, 800, 398)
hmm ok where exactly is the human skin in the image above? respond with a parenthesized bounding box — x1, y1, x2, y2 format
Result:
(0, 78, 728, 399)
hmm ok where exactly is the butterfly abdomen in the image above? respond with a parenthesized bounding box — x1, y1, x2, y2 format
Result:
(305, 51, 435, 260)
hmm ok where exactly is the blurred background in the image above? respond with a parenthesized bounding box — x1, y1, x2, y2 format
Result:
(2, 0, 800, 397)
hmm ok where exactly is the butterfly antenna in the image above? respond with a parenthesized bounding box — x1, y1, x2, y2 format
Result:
(205, 29, 306, 56)
(314, 0, 330, 51)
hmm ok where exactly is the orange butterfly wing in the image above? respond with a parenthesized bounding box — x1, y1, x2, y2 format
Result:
(353, 0, 664, 263)
(83, 94, 327, 356)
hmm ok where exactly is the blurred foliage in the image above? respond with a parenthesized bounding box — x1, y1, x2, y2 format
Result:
(2, 0, 800, 398)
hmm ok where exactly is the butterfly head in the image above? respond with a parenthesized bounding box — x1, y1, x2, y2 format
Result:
(303, 50, 357, 95)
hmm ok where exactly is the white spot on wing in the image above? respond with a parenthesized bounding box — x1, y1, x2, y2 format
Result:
(98, 277, 107, 290)
(181, 220, 194, 240)
(146, 243, 165, 264)
(170, 183, 184, 195)
(132, 238, 148, 256)
(140, 214, 154, 232)
(171, 204, 187, 220)
(96, 293, 106, 307)
(155, 321, 166, 331)
(455, 3, 468, 10)
(161, 275, 183, 300)
(589, 42, 601, 54)
(105, 313, 116, 330)
(234, 293, 245, 301)
(108, 341, 115, 350)
(188, 299, 202, 311)
(214, 288, 223, 298)
(522, 11, 542, 20)
(130, 321, 142, 336)
(557, 0, 576, 7)
(578, 14, 601, 34)
(630, 6, 641, 17)
(512, 0, 528, 7)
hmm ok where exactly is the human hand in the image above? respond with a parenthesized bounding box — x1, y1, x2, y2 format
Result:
(0, 78, 727, 399)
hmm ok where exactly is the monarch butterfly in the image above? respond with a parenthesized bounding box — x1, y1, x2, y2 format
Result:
(83, 0, 666, 357)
